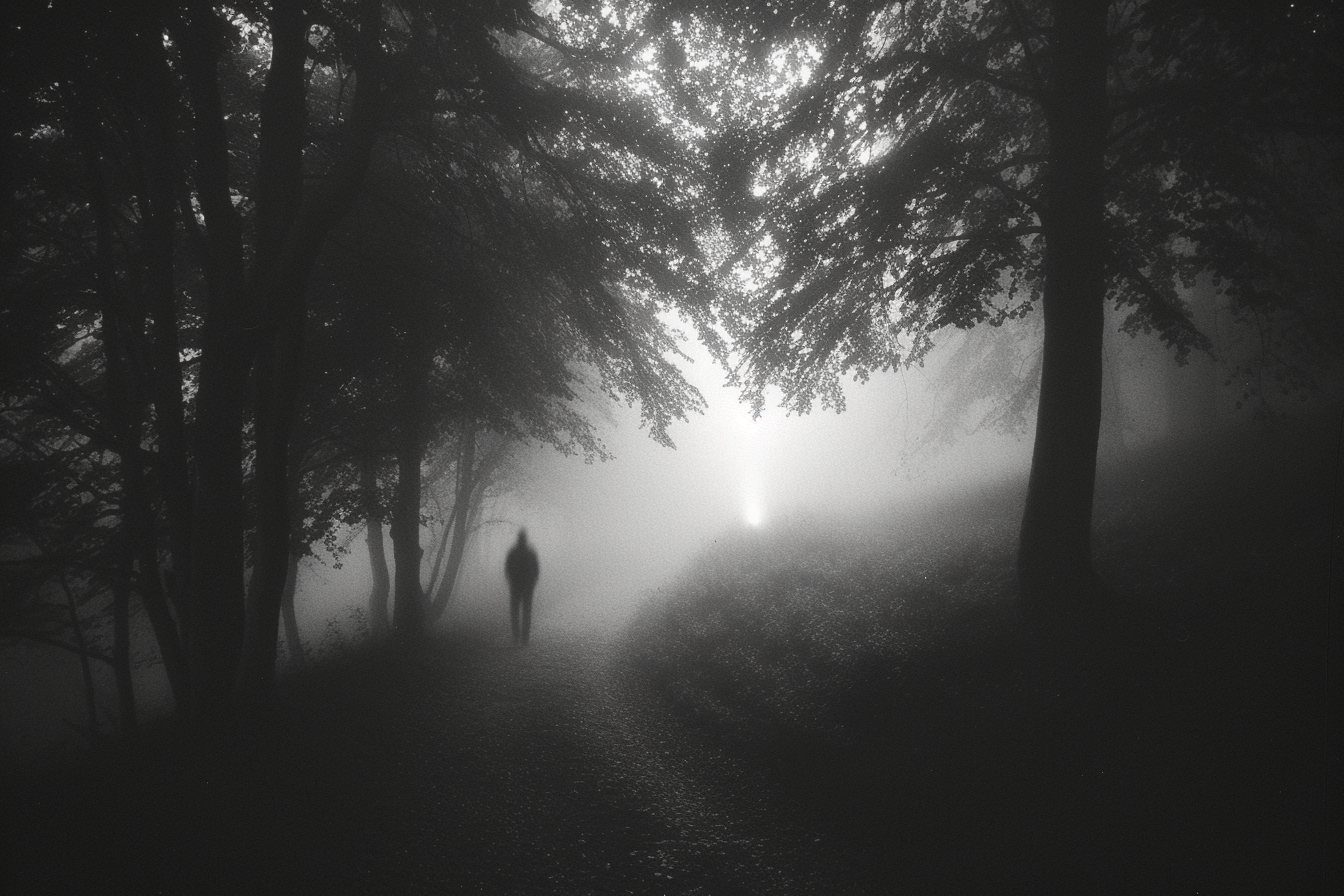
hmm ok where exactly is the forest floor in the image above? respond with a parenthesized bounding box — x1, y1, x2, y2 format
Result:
(2, 625, 884, 895)
(624, 419, 1336, 894)
(2, 420, 1336, 895)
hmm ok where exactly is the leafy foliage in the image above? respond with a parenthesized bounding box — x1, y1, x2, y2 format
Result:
(630, 0, 1341, 414)
(2, 0, 729, 714)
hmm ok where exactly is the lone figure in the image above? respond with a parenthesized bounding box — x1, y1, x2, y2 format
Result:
(504, 529, 540, 646)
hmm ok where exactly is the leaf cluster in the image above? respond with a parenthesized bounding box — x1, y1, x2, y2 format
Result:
(645, 0, 1342, 414)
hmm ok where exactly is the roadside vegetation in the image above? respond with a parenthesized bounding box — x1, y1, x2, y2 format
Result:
(625, 419, 1334, 892)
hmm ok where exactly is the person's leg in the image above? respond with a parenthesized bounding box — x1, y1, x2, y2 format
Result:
(509, 588, 520, 643)
(520, 591, 532, 646)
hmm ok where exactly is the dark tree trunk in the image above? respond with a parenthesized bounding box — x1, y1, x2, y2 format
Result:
(61, 576, 100, 743)
(238, 321, 306, 706)
(184, 361, 249, 724)
(239, 0, 384, 706)
(1097, 332, 1130, 462)
(174, 4, 253, 721)
(368, 519, 393, 633)
(77, 113, 189, 712)
(1017, 0, 1112, 620)
(280, 552, 304, 664)
(429, 425, 477, 622)
(362, 453, 391, 635)
(1168, 274, 1221, 442)
(130, 17, 195, 630)
(433, 493, 486, 621)
(112, 575, 138, 740)
(390, 316, 429, 634)
(425, 501, 461, 602)
(237, 0, 308, 707)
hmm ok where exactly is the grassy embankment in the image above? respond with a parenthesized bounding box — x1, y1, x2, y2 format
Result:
(625, 420, 1335, 893)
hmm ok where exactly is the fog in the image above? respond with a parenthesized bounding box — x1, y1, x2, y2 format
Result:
(292, 281, 1306, 645)
(299, 320, 1039, 641)
(1, 297, 1291, 765)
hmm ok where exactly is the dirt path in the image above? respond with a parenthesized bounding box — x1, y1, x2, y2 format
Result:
(4, 627, 880, 895)
(273, 629, 878, 895)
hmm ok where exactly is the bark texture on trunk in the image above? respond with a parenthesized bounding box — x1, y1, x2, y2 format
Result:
(1017, 0, 1111, 620)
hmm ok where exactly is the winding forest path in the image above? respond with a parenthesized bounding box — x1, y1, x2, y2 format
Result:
(276, 629, 875, 895)
(5, 627, 880, 895)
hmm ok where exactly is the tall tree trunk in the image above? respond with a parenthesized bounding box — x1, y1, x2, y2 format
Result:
(280, 552, 304, 664)
(1097, 330, 1130, 461)
(60, 576, 99, 743)
(238, 0, 385, 706)
(237, 0, 309, 710)
(431, 489, 486, 623)
(390, 319, 429, 634)
(111, 575, 138, 741)
(76, 111, 189, 711)
(362, 453, 391, 636)
(174, 3, 253, 722)
(1168, 273, 1221, 442)
(368, 520, 393, 634)
(429, 425, 477, 622)
(238, 322, 306, 708)
(1017, 0, 1111, 620)
(424, 501, 462, 601)
(131, 16, 195, 633)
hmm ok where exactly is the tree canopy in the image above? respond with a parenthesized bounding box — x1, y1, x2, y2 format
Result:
(628, 0, 1342, 615)
(1, 0, 723, 725)
(2, 0, 1340, 737)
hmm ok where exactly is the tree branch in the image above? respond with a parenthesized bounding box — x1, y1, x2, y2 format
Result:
(888, 49, 1042, 101)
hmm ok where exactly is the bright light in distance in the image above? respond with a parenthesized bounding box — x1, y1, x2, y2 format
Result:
(744, 499, 765, 528)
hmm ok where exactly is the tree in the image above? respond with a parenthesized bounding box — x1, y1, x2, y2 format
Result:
(290, 105, 708, 633)
(423, 426, 523, 622)
(1, 0, 399, 719)
(283, 4, 722, 635)
(0, 402, 138, 737)
(0, 31, 192, 728)
(5, 0, 721, 726)
(642, 0, 1342, 622)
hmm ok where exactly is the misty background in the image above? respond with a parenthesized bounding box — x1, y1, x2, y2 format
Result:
(3, 300, 1230, 760)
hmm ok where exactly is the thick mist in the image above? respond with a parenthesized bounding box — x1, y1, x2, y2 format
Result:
(291, 284, 1319, 647)
(0, 299, 1297, 768)
(298, 319, 1039, 641)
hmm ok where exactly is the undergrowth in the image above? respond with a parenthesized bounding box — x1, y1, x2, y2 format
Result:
(624, 420, 1334, 892)
(626, 485, 1023, 745)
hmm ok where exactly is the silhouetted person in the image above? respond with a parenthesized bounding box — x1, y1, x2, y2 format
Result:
(505, 529, 540, 646)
